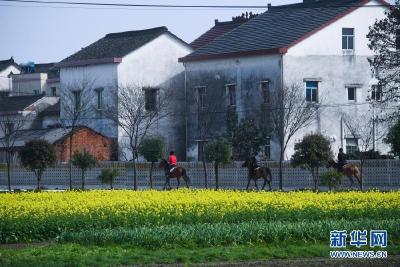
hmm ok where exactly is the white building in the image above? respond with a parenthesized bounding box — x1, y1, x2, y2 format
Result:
(180, 0, 391, 161)
(57, 26, 193, 160)
(0, 58, 20, 92)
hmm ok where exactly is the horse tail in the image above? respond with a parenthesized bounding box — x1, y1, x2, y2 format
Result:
(183, 168, 190, 184)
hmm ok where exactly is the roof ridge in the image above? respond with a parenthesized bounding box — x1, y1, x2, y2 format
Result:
(105, 26, 168, 39)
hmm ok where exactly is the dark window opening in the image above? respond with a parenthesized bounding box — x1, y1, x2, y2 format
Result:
(306, 81, 318, 102)
(73, 90, 81, 112)
(95, 88, 103, 110)
(347, 87, 356, 101)
(227, 84, 236, 106)
(51, 87, 56, 96)
(264, 136, 271, 160)
(371, 85, 382, 101)
(346, 138, 359, 155)
(197, 86, 206, 109)
(144, 88, 157, 111)
(261, 81, 270, 104)
(342, 28, 354, 50)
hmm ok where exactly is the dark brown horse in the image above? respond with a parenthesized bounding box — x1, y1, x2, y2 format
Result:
(326, 159, 362, 189)
(242, 158, 272, 190)
(159, 159, 190, 190)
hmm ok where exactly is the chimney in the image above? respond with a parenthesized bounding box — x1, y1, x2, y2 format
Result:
(214, 19, 219, 25)
(267, 3, 272, 9)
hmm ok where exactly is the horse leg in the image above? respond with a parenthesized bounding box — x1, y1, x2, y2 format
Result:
(262, 178, 267, 190)
(348, 175, 354, 189)
(254, 179, 259, 191)
(163, 177, 168, 190)
(177, 177, 181, 189)
(167, 177, 172, 190)
(246, 178, 251, 190)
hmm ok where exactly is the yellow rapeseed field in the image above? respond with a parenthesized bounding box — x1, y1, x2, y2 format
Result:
(0, 189, 399, 242)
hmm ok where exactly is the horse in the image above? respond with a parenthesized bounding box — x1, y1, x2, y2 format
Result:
(326, 159, 362, 189)
(158, 159, 190, 190)
(242, 157, 272, 191)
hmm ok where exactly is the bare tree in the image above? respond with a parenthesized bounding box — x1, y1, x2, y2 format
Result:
(271, 83, 319, 190)
(106, 84, 172, 190)
(61, 79, 94, 190)
(0, 114, 27, 191)
(342, 110, 387, 190)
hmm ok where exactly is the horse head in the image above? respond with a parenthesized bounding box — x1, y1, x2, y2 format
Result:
(158, 159, 168, 168)
(326, 159, 336, 169)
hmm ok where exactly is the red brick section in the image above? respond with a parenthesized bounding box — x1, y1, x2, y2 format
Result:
(55, 127, 113, 162)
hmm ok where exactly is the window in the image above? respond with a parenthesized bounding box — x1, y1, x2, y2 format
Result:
(33, 90, 40, 95)
(371, 85, 382, 101)
(73, 90, 81, 111)
(342, 28, 354, 50)
(144, 88, 157, 111)
(197, 86, 206, 109)
(346, 138, 359, 154)
(264, 136, 271, 160)
(51, 87, 56, 97)
(306, 81, 318, 102)
(95, 88, 103, 110)
(227, 84, 236, 106)
(261, 81, 270, 104)
(347, 87, 356, 101)
(5, 122, 14, 135)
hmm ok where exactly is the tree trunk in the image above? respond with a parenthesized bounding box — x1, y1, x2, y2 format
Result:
(81, 170, 85, 190)
(110, 179, 113, 190)
(279, 151, 284, 190)
(214, 161, 219, 190)
(69, 134, 73, 190)
(132, 151, 137, 190)
(149, 162, 154, 189)
(37, 172, 42, 191)
(360, 159, 364, 191)
(6, 160, 11, 192)
(202, 158, 208, 189)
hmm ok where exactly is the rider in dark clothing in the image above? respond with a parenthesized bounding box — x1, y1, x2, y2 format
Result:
(338, 148, 347, 173)
(250, 155, 260, 177)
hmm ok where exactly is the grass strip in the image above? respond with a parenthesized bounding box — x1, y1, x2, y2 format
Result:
(59, 219, 400, 248)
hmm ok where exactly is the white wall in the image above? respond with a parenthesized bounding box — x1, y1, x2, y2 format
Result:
(12, 73, 47, 95)
(60, 64, 119, 138)
(0, 65, 20, 91)
(282, 1, 390, 159)
(287, 1, 387, 56)
(117, 33, 192, 160)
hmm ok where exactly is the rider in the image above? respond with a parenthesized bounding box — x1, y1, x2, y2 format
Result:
(338, 148, 347, 173)
(250, 153, 260, 177)
(168, 151, 177, 173)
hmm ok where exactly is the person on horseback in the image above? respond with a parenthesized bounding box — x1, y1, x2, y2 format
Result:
(250, 153, 260, 177)
(338, 148, 347, 173)
(168, 151, 177, 173)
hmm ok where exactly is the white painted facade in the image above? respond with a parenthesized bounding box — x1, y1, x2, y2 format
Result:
(184, 0, 392, 160)
(0, 65, 20, 92)
(60, 32, 193, 160)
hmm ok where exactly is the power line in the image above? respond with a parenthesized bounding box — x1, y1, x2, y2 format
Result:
(0, 0, 394, 10)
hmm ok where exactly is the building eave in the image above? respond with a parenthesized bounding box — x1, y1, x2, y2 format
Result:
(55, 57, 123, 68)
(179, 48, 287, 63)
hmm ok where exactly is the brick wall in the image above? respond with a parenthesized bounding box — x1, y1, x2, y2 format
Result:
(55, 127, 114, 162)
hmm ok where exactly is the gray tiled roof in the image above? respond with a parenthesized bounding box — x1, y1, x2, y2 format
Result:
(61, 27, 170, 62)
(0, 57, 20, 72)
(182, 0, 366, 61)
(0, 94, 43, 112)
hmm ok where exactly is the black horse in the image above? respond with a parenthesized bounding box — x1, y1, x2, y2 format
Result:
(242, 157, 272, 190)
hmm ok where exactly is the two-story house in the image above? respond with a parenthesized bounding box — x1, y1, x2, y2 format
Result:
(180, 0, 390, 161)
(0, 57, 20, 93)
(57, 26, 193, 160)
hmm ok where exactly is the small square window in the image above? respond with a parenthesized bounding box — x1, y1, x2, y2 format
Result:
(197, 86, 206, 109)
(73, 90, 81, 111)
(346, 138, 358, 154)
(347, 87, 356, 101)
(95, 88, 103, 110)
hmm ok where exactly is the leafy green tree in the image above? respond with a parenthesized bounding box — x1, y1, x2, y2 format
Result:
(139, 137, 164, 189)
(384, 117, 400, 156)
(19, 140, 56, 190)
(320, 171, 343, 191)
(291, 134, 333, 191)
(72, 150, 98, 190)
(367, 1, 400, 120)
(206, 138, 232, 190)
(98, 168, 119, 189)
(231, 119, 264, 160)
